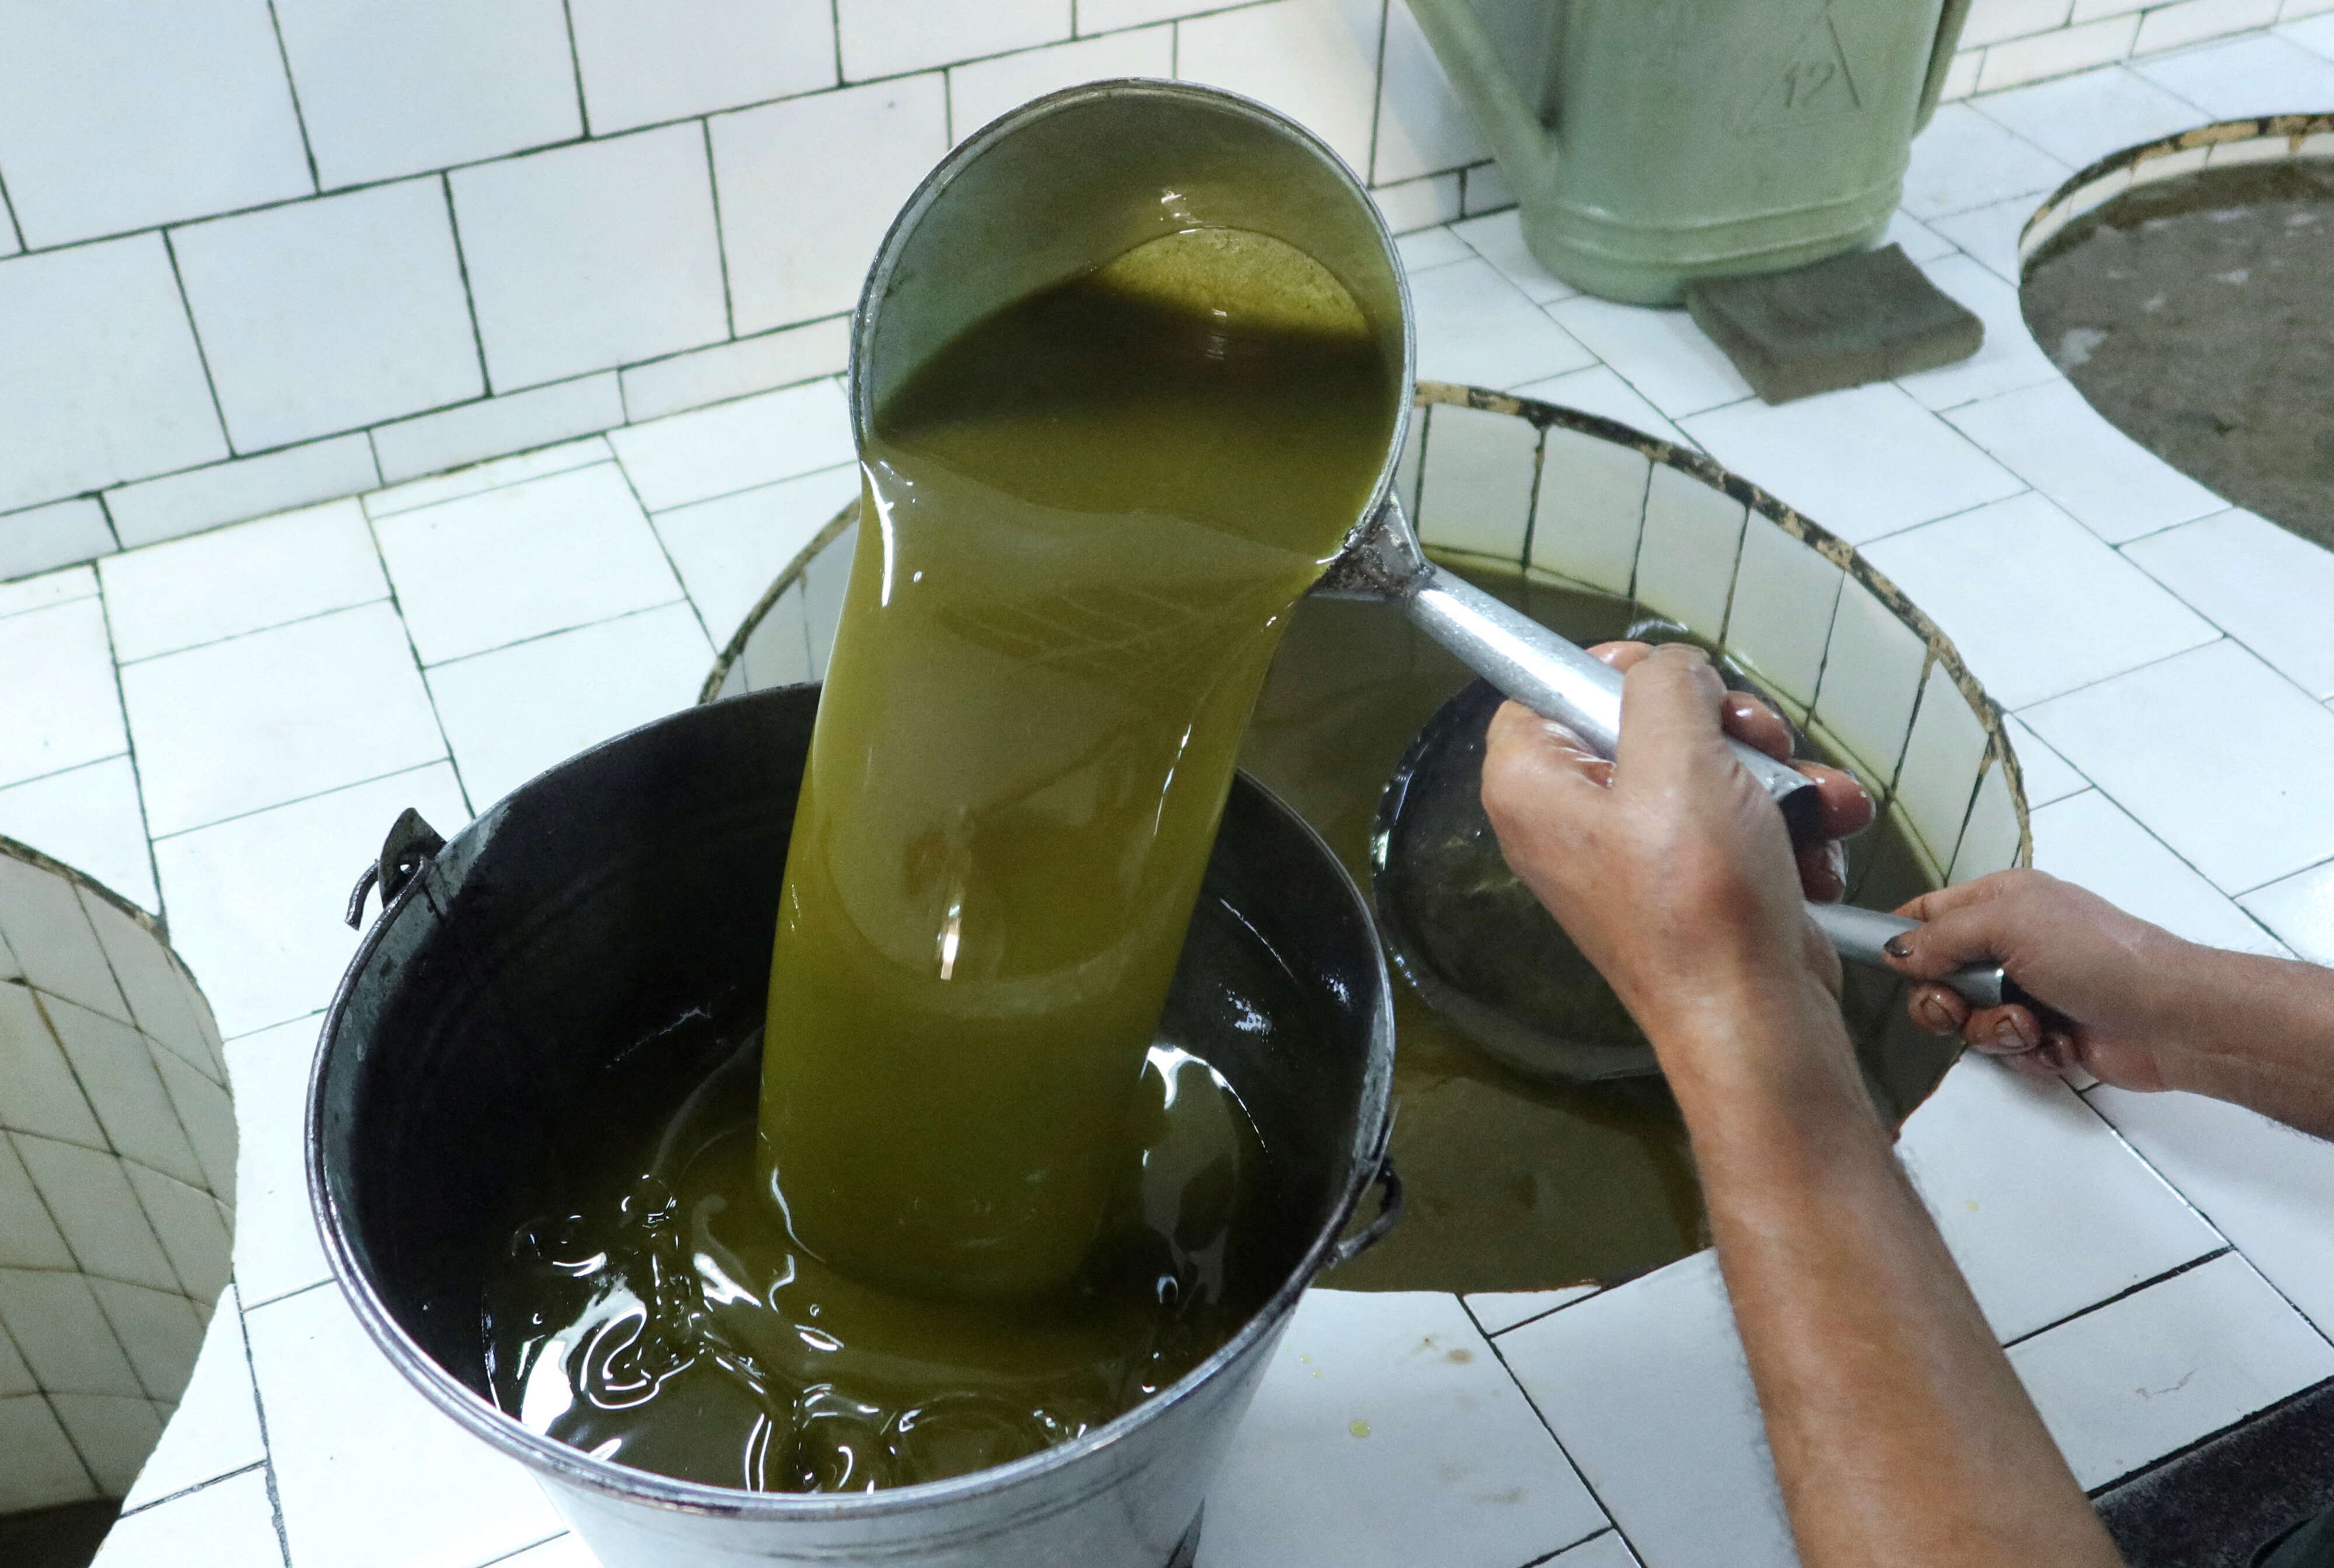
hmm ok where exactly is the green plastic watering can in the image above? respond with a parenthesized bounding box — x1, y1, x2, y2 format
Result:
(1408, 0, 1975, 303)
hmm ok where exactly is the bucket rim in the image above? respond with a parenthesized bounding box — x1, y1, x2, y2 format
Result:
(307, 686, 1398, 1524)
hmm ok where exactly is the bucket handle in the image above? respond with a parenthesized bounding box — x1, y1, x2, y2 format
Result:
(1328, 1151, 1404, 1268)
(344, 808, 446, 929)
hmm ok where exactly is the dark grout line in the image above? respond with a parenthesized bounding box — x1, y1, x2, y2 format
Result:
(2085, 1371, 2334, 1501)
(2000, 1246, 2234, 1349)
(439, 174, 495, 400)
(418, 595, 699, 673)
(262, 0, 322, 195)
(829, 0, 845, 83)
(113, 595, 397, 671)
(474, 1531, 574, 1568)
(0, 164, 26, 252)
(356, 507, 476, 821)
(1477, 1317, 1648, 1567)
(158, 229, 237, 459)
(609, 452, 720, 652)
(242, 1277, 336, 1315)
(88, 572, 174, 933)
(116, 1458, 270, 1520)
(559, 0, 593, 137)
(1518, 1527, 1619, 1567)
(222, 1284, 297, 1568)
(2008, 632, 2222, 715)
(701, 120, 738, 341)
(146, 755, 463, 847)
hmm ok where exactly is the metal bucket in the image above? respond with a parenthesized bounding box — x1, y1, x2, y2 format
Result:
(309, 685, 1399, 1568)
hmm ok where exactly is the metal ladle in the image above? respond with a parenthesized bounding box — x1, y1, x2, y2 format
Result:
(851, 77, 2019, 1084)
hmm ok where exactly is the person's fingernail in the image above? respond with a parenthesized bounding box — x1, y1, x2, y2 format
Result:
(1914, 995, 1952, 1033)
(1882, 936, 1911, 959)
(1995, 1018, 2027, 1049)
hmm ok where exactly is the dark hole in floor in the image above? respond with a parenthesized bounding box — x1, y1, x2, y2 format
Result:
(0, 1500, 120, 1568)
(2095, 1375, 2334, 1567)
(2022, 156, 2334, 551)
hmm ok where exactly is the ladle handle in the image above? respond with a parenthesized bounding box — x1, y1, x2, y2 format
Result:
(1404, 568, 1825, 845)
(1804, 902, 2029, 1014)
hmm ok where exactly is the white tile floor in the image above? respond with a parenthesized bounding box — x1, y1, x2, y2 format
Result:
(0, 29, 2316, 1568)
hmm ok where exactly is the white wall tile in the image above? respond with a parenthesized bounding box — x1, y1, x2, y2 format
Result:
(620, 317, 851, 423)
(122, 1165, 230, 1303)
(16, 1133, 184, 1294)
(105, 435, 380, 551)
(0, 565, 98, 623)
(2091, 1084, 2334, 1340)
(78, 893, 213, 1082)
(1512, 365, 1692, 447)
(1414, 404, 1539, 561)
(949, 27, 1175, 143)
(1967, 64, 2212, 167)
(1530, 425, 1651, 596)
(1683, 383, 2025, 547)
(2286, 1, 2334, 26)
(0, 1266, 146, 1395)
(1546, 296, 1753, 419)
(121, 602, 445, 837)
(362, 438, 610, 519)
(2135, 0, 2282, 55)
(0, 1, 310, 248)
(453, 125, 729, 392)
(1940, 47, 1985, 100)
(149, 1048, 235, 1203)
(1860, 493, 2217, 710)
(1371, 172, 1465, 233)
(1462, 159, 1515, 216)
(1372, 0, 1492, 184)
(153, 765, 469, 1039)
(1965, 0, 2079, 47)
(1952, 753, 2026, 879)
(1631, 464, 1746, 634)
(1501, 1252, 1798, 1568)
(1895, 665, 1993, 865)
(173, 179, 484, 455)
(1945, 380, 2224, 544)
(100, 1466, 285, 1568)
(1977, 12, 2143, 89)
(2129, 30, 2334, 113)
(1903, 103, 2075, 219)
(0, 1395, 96, 1513)
(2074, 0, 2150, 19)
(0, 498, 115, 582)
(0, 1132, 75, 1270)
(2005, 715, 2088, 807)
(1082, 0, 1220, 31)
(0, 855, 132, 1024)
(1927, 192, 2039, 285)
(1411, 257, 1595, 390)
(1811, 579, 1930, 785)
(89, 1278, 204, 1404)
(373, 463, 683, 665)
(223, 1017, 332, 1307)
(0, 597, 128, 792)
(274, 0, 581, 190)
(1449, 208, 1577, 305)
(570, 0, 837, 136)
(1895, 256, 2060, 410)
(2240, 857, 2334, 964)
(1885, 210, 1959, 263)
(1203, 1290, 1608, 1568)
(1721, 515, 1844, 714)
(49, 1392, 164, 1495)
(2011, 1252, 2334, 1489)
(102, 499, 387, 665)
(611, 378, 855, 510)
(839, 0, 1069, 82)
(246, 1282, 565, 1568)
(427, 603, 713, 805)
(1898, 1057, 2224, 1342)
(654, 463, 861, 643)
(1400, 215, 1473, 270)
(2030, 788, 2292, 954)
(712, 75, 950, 333)
(1176, 0, 1385, 175)
(43, 997, 205, 1188)
(2027, 640, 2334, 894)
(2123, 509, 2334, 701)
(0, 238, 228, 515)
(370, 375, 624, 486)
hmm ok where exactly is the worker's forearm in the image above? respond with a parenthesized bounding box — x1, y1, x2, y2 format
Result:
(2153, 942, 2334, 1139)
(1658, 980, 2121, 1568)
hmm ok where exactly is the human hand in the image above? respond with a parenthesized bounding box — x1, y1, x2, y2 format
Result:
(1479, 641, 1874, 1053)
(1884, 870, 2193, 1091)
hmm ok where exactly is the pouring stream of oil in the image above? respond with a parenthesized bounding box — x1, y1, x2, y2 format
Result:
(484, 227, 1400, 1492)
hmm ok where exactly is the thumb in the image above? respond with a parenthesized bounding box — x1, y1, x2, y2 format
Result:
(1883, 898, 2019, 982)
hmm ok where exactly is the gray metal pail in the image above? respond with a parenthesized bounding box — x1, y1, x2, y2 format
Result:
(309, 685, 1399, 1568)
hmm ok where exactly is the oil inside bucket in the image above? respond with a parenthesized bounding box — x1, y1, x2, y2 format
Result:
(484, 1019, 1277, 1492)
(484, 226, 1401, 1493)
(1241, 562, 1958, 1292)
